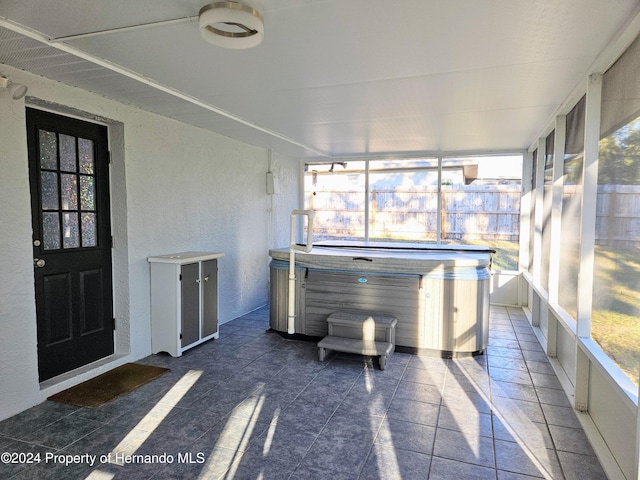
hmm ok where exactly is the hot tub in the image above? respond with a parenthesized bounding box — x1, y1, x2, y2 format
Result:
(268, 242, 493, 356)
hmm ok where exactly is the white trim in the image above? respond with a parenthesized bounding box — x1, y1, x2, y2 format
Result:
(575, 403, 627, 480)
(576, 74, 602, 338)
(327, 150, 526, 163)
(578, 338, 638, 412)
(547, 116, 565, 307)
(532, 139, 545, 290)
(0, 17, 330, 159)
(548, 302, 577, 336)
(436, 156, 442, 244)
(364, 159, 370, 241)
(518, 151, 532, 273)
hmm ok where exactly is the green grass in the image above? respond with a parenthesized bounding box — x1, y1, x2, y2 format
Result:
(464, 240, 519, 271)
(470, 240, 639, 385)
(592, 246, 640, 385)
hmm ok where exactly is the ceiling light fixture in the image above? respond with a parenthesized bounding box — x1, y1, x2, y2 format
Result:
(0, 73, 28, 100)
(199, 1, 264, 49)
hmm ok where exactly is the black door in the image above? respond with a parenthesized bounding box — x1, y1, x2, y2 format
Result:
(26, 108, 114, 381)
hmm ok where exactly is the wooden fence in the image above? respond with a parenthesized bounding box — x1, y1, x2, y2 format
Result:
(308, 185, 521, 242)
(595, 184, 640, 248)
(309, 184, 640, 246)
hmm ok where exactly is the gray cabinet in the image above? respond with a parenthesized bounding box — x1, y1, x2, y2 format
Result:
(148, 252, 224, 357)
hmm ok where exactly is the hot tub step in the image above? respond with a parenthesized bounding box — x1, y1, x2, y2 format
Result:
(317, 336, 394, 369)
(318, 312, 397, 370)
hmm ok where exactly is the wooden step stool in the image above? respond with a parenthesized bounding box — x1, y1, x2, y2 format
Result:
(317, 312, 397, 370)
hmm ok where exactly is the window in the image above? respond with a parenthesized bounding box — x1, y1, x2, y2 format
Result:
(441, 156, 522, 270)
(558, 97, 585, 318)
(304, 155, 523, 270)
(304, 161, 366, 241)
(591, 38, 640, 385)
(368, 158, 438, 242)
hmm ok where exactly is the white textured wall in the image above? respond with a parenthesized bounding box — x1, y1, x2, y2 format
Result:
(0, 65, 300, 420)
(0, 84, 41, 418)
(269, 151, 302, 249)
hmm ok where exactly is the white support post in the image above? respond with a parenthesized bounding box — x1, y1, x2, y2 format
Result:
(364, 159, 370, 241)
(574, 345, 590, 412)
(532, 138, 546, 288)
(531, 138, 546, 327)
(547, 116, 566, 357)
(574, 73, 603, 412)
(436, 156, 442, 244)
(576, 74, 601, 338)
(548, 115, 565, 306)
(518, 151, 533, 307)
(636, 380, 640, 479)
(518, 151, 533, 274)
(287, 210, 314, 335)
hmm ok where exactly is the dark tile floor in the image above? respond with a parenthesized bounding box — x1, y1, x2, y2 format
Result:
(0, 306, 608, 479)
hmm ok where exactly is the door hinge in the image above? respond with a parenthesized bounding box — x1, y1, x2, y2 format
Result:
(111, 236, 115, 248)
(108, 151, 112, 164)
(112, 318, 116, 330)
(179, 274, 183, 281)
(179, 333, 183, 340)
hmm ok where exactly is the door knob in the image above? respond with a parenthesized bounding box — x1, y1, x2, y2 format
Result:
(34, 258, 46, 268)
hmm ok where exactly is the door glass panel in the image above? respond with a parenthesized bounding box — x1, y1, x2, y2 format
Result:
(79, 138, 94, 174)
(80, 175, 95, 210)
(41, 172, 59, 210)
(59, 134, 77, 172)
(81, 213, 97, 247)
(37, 128, 100, 250)
(39, 130, 57, 170)
(62, 212, 80, 248)
(42, 212, 61, 250)
(61, 174, 78, 210)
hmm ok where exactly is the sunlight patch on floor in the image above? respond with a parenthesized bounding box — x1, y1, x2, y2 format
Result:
(108, 370, 203, 465)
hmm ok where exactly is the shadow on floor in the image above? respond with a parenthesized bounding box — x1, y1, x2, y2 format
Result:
(0, 306, 607, 479)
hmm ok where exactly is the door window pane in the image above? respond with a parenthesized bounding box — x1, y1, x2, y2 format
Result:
(81, 213, 97, 247)
(62, 212, 80, 249)
(61, 174, 78, 210)
(59, 134, 77, 172)
(78, 138, 94, 174)
(41, 172, 59, 210)
(80, 175, 95, 211)
(39, 130, 57, 170)
(42, 212, 61, 250)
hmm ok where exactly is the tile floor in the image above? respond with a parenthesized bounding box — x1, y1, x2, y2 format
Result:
(0, 305, 608, 479)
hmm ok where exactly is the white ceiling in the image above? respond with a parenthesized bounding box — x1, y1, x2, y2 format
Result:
(0, 0, 639, 160)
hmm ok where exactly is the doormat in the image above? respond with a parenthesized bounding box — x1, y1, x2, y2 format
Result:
(48, 363, 169, 408)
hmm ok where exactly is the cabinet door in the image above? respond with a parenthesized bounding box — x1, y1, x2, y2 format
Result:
(202, 259, 218, 337)
(181, 262, 200, 347)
